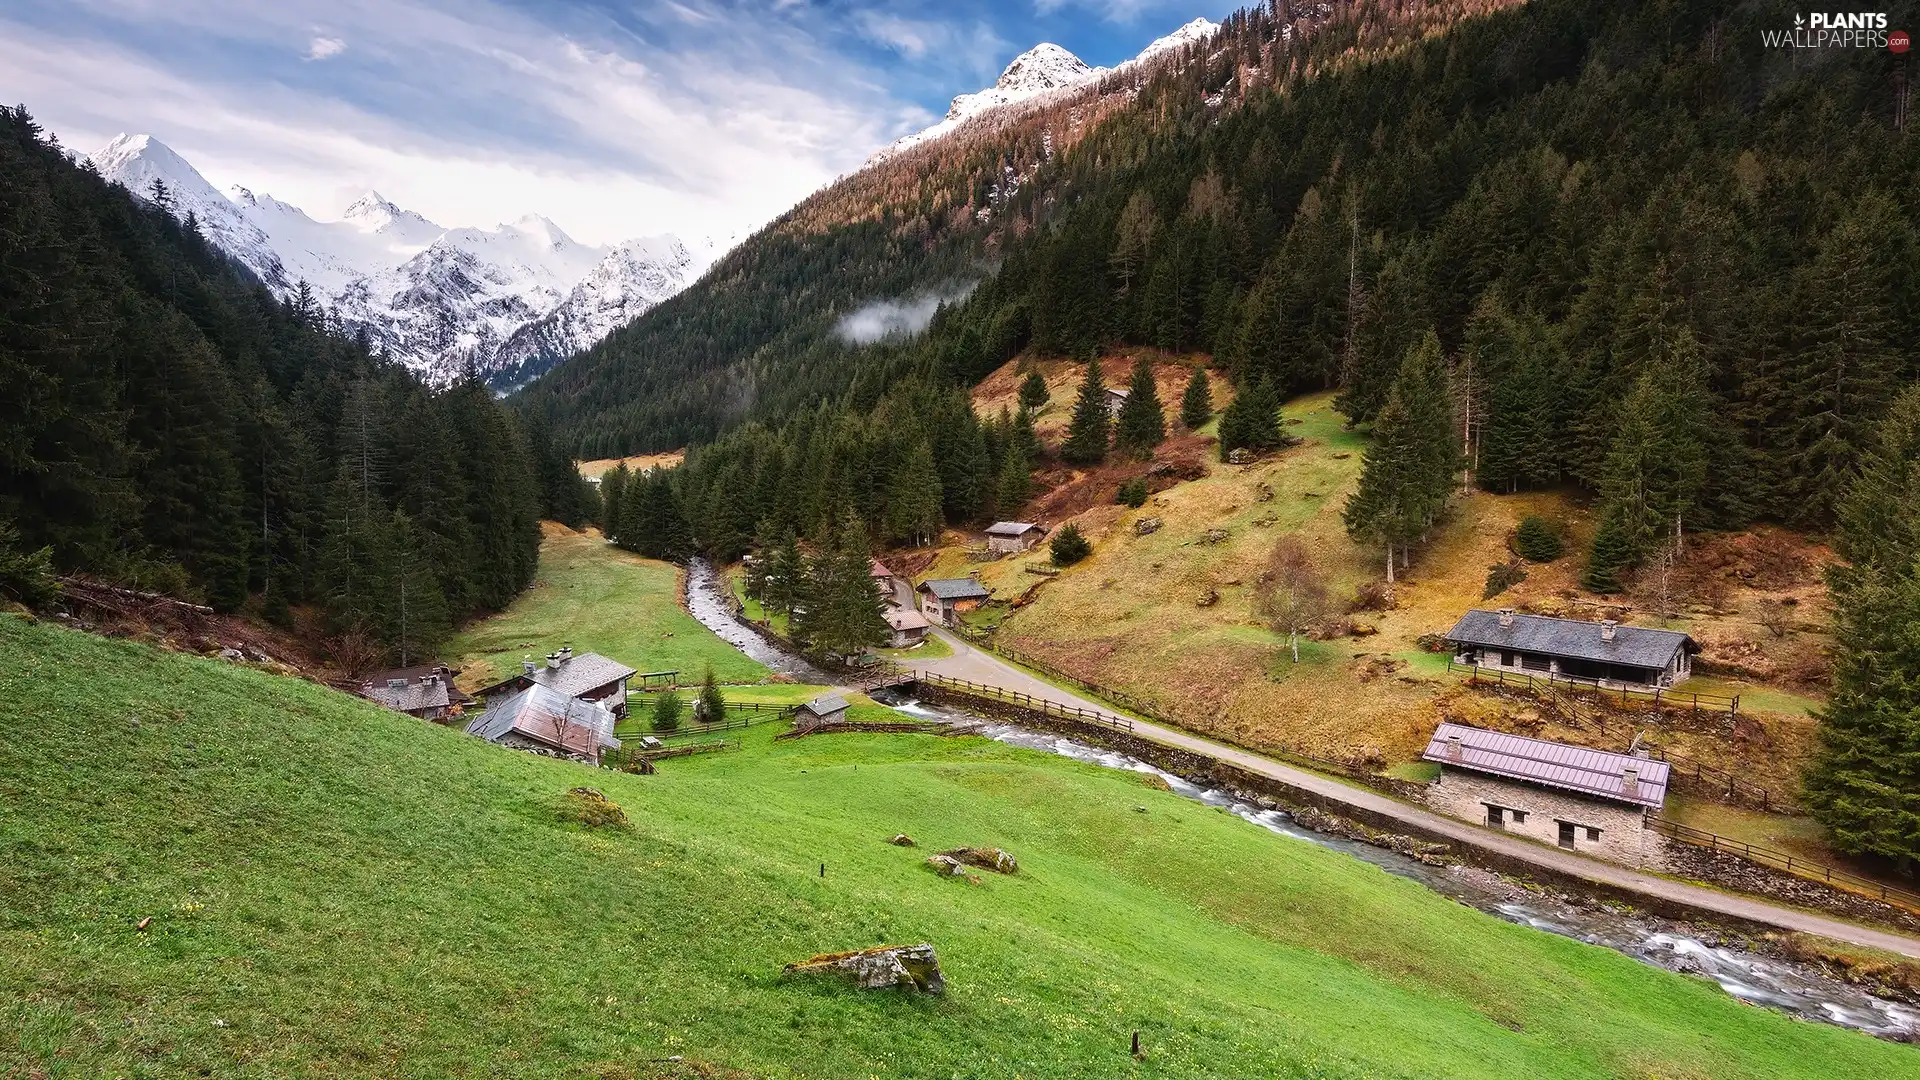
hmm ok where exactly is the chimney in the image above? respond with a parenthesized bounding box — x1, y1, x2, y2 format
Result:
(559, 645, 573, 663)
(1601, 619, 1618, 642)
(1621, 764, 1640, 798)
(1498, 608, 1515, 628)
(522, 657, 537, 676)
(1445, 733, 1464, 761)
(546, 652, 561, 670)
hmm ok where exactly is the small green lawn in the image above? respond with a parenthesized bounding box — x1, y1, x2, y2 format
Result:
(444, 527, 768, 689)
(879, 634, 953, 662)
(2, 616, 1907, 1079)
(1671, 675, 1824, 718)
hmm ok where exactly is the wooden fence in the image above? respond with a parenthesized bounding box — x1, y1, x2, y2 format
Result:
(1447, 660, 1739, 714)
(989, 643, 1173, 722)
(1647, 817, 1920, 914)
(1640, 746, 1803, 815)
(917, 673, 1134, 734)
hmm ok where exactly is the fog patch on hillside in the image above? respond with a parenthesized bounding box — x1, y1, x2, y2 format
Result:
(835, 280, 978, 345)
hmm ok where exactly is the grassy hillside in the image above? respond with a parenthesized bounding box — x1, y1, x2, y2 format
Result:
(2, 615, 1910, 1078)
(921, 384, 1829, 795)
(443, 524, 768, 690)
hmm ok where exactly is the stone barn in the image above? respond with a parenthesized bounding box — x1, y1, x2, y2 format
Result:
(465, 684, 622, 765)
(917, 578, 989, 625)
(884, 608, 932, 648)
(1419, 723, 1672, 870)
(984, 521, 1047, 554)
(797, 694, 850, 726)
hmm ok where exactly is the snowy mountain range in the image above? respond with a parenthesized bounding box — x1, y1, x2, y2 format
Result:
(88, 133, 704, 389)
(869, 18, 1220, 164)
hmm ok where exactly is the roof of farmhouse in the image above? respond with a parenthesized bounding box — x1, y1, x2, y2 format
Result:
(1447, 610, 1696, 671)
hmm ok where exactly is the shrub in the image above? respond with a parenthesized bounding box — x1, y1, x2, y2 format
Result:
(652, 689, 684, 732)
(557, 787, 629, 829)
(1116, 478, 1148, 508)
(1349, 580, 1394, 612)
(1513, 516, 1565, 562)
(1483, 560, 1528, 599)
(1050, 524, 1092, 566)
(696, 666, 726, 725)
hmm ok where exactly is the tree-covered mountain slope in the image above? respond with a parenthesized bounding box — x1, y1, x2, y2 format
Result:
(2, 614, 1910, 1078)
(0, 108, 543, 662)
(516, 0, 1506, 456)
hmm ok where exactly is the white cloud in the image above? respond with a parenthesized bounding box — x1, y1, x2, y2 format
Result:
(305, 35, 345, 60)
(835, 281, 978, 344)
(855, 12, 1009, 77)
(3, 0, 910, 245)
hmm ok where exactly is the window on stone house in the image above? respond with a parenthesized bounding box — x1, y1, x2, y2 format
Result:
(1557, 821, 1576, 848)
(1585, 826, 1601, 841)
(1485, 805, 1504, 826)
(1511, 809, 1527, 823)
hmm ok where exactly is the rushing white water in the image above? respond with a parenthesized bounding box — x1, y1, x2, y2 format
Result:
(683, 558, 833, 683)
(672, 575, 1918, 1042)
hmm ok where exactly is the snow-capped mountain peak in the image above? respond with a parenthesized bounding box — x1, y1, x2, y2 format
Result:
(868, 17, 1221, 164)
(1131, 18, 1220, 64)
(988, 43, 1095, 99)
(87, 134, 703, 388)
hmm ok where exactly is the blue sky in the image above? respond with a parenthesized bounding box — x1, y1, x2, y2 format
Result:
(3, 0, 1236, 246)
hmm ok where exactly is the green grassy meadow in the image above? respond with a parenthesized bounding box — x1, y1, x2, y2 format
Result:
(444, 526, 768, 689)
(2, 615, 1911, 1078)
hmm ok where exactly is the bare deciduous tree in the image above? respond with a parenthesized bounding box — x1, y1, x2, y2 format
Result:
(1254, 537, 1332, 664)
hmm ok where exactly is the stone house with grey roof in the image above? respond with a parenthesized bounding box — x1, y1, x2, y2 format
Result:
(917, 577, 989, 625)
(1446, 609, 1698, 689)
(1420, 723, 1673, 869)
(466, 683, 621, 764)
(473, 646, 637, 719)
(359, 664, 469, 721)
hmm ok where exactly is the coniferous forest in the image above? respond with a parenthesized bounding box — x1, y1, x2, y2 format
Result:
(0, 107, 544, 662)
(549, 0, 1920, 564)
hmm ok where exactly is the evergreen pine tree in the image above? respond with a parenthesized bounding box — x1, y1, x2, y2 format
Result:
(1803, 387, 1920, 864)
(1113, 360, 1166, 458)
(1342, 333, 1458, 581)
(763, 531, 804, 620)
(652, 689, 684, 733)
(599, 464, 629, 540)
(1338, 250, 1429, 425)
(1010, 405, 1043, 464)
(996, 444, 1032, 516)
(886, 439, 944, 546)
(796, 512, 888, 661)
(1217, 379, 1285, 459)
(697, 665, 727, 724)
(1019, 369, 1050, 412)
(1581, 328, 1715, 584)
(1060, 357, 1111, 465)
(1179, 364, 1213, 429)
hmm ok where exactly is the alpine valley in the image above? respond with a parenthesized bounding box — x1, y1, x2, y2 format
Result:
(85, 133, 706, 389)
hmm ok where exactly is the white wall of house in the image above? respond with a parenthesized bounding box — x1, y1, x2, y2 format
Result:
(1422, 768, 1670, 870)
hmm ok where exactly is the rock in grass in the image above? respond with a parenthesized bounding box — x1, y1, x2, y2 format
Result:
(783, 944, 945, 993)
(939, 847, 1018, 875)
(925, 854, 967, 876)
(557, 787, 629, 829)
(889, 834, 917, 847)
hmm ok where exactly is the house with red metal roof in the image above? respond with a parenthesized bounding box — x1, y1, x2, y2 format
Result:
(1419, 722, 1673, 869)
